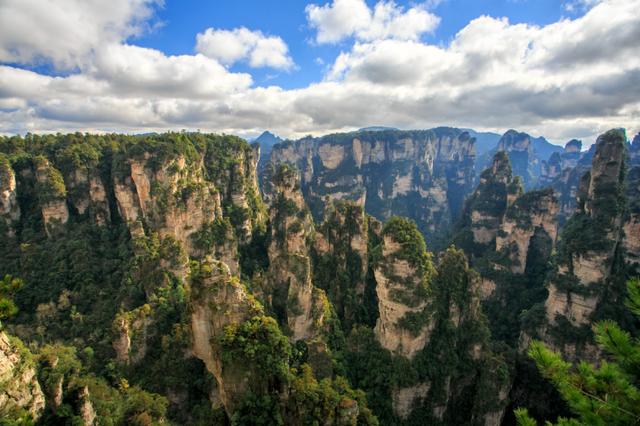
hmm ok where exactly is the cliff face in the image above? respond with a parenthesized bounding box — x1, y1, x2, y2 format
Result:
(189, 259, 263, 414)
(0, 155, 20, 235)
(378, 245, 511, 424)
(476, 130, 563, 190)
(264, 164, 331, 342)
(454, 151, 559, 350)
(497, 130, 536, 188)
(34, 157, 70, 236)
(496, 189, 558, 274)
(313, 200, 373, 330)
(536, 129, 632, 360)
(455, 151, 524, 254)
(0, 332, 45, 421)
(538, 140, 596, 225)
(625, 134, 640, 266)
(373, 218, 435, 359)
(265, 128, 476, 245)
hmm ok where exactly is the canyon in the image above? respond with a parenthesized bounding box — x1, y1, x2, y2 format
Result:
(0, 127, 638, 425)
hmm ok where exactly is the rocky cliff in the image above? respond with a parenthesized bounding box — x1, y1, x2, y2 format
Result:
(264, 128, 476, 246)
(455, 151, 524, 255)
(532, 129, 635, 360)
(476, 130, 563, 190)
(372, 217, 436, 359)
(0, 155, 20, 236)
(454, 151, 559, 347)
(539, 140, 595, 224)
(263, 164, 333, 343)
(313, 200, 377, 330)
(0, 332, 45, 421)
(189, 258, 264, 413)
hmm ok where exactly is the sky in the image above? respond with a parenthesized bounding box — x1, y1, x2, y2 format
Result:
(0, 0, 638, 145)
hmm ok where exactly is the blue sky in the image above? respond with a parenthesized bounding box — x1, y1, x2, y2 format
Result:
(133, 0, 587, 89)
(0, 0, 637, 144)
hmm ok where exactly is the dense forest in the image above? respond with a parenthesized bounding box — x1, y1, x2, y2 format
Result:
(0, 129, 638, 425)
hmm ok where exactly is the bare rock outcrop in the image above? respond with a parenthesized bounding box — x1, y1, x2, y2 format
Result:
(265, 128, 476, 244)
(536, 129, 629, 360)
(313, 200, 371, 328)
(189, 258, 263, 414)
(34, 157, 69, 236)
(0, 332, 45, 420)
(265, 164, 331, 342)
(0, 155, 20, 234)
(373, 218, 435, 359)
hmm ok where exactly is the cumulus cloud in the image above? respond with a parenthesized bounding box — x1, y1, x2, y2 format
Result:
(306, 0, 440, 44)
(0, 0, 161, 69)
(0, 0, 638, 145)
(195, 27, 294, 70)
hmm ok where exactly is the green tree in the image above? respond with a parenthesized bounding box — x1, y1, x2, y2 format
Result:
(0, 274, 24, 323)
(516, 278, 640, 426)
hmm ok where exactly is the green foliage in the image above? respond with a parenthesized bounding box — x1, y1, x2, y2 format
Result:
(312, 201, 371, 330)
(191, 217, 234, 253)
(0, 275, 23, 322)
(36, 343, 168, 425)
(34, 157, 67, 204)
(518, 278, 640, 426)
(220, 315, 291, 385)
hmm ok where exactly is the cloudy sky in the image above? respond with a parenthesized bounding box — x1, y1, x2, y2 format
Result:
(0, 0, 638, 144)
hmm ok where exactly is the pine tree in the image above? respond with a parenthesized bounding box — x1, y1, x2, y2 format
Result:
(516, 278, 640, 426)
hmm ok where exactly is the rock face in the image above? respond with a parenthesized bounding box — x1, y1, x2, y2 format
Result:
(373, 221, 435, 359)
(625, 137, 640, 266)
(0, 332, 45, 420)
(538, 139, 595, 224)
(456, 151, 524, 255)
(313, 200, 371, 329)
(539, 152, 562, 188)
(0, 155, 20, 234)
(113, 154, 221, 254)
(190, 259, 263, 414)
(476, 130, 563, 190)
(535, 129, 632, 359)
(112, 306, 153, 365)
(457, 151, 559, 270)
(392, 383, 430, 419)
(34, 157, 69, 236)
(265, 128, 476, 244)
(384, 247, 512, 423)
(496, 188, 558, 274)
(264, 164, 330, 341)
(496, 130, 536, 188)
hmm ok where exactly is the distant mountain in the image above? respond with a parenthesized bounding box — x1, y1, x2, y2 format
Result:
(475, 130, 563, 188)
(357, 126, 399, 132)
(531, 135, 564, 163)
(254, 131, 283, 154)
(254, 131, 284, 169)
(463, 129, 501, 156)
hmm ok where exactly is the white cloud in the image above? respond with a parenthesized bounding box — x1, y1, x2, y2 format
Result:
(306, 0, 439, 44)
(0, 0, 639, 145)
(0, 0, 161, 69)
(195, 27, 294, 70)
(93, 44, 253, 97)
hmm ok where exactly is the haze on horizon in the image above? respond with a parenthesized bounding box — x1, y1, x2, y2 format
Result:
(0, 0, 638, 145)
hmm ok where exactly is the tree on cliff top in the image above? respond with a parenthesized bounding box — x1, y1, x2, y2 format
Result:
(516, 278, 640, 426)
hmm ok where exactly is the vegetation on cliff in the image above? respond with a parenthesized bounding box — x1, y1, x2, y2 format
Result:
(517, 278, 640, 426)
(0, 128, 637, 425)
